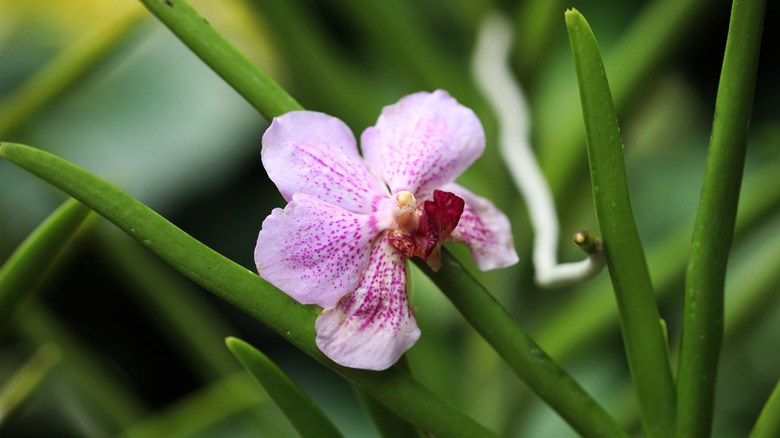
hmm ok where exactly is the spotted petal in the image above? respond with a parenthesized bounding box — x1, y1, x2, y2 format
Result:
(263, 111, 389, 214)
(315, 237, 420, 370)
(361, 90, 485, 196)
(442, 183, 519, 270)
(255, 193, 382, 308)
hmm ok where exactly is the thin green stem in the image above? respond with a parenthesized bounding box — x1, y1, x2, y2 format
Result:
(676, 0, 767, 435)
(0, 142, 495, 438)
(0, 199, 91, 332)
(565, 9, 675, 438)
(414, 252, 628, 438)
(138, 0, 302, 119)
(750, 379, 780, 438)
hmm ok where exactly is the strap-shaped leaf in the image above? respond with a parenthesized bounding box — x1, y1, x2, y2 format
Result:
(0, 142, 495, 438)
(565, 9, 675, 438)
(0, 198, 91, 330)
(138, 0, 302, 119)
(677, 0, 766, 435)
(226, 337, 342, 438)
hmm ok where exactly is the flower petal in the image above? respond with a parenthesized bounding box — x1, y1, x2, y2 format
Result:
(442, 183, 519, 270)
(255, 193, 382, 308)
(315, 237, 420, 370)
(361, 90, 485, 195)
(263, 111, 389, 214)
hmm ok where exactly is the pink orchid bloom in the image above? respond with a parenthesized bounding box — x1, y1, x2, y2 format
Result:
(255, 90, 518, 371)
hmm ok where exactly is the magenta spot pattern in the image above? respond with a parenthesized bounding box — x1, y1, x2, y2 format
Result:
(255, 90, 519, 371)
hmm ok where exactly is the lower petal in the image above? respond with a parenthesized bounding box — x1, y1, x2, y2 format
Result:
(441, 183, 519, 270)
(255, 193, 381, 308)
(315, 237, 420, 371)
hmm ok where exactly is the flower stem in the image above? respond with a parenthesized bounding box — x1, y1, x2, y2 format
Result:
(415, 252, 628, 438)
(676, 0, 767, 436)
(565, 9, 675, 437)
(138, 0, 302, 119)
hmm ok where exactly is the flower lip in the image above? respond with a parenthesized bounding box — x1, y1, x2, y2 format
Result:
(387, 189, 465, 271)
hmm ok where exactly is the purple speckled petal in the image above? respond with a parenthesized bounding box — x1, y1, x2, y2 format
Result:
(315, 236, 420, 370)
(361, 90, 485, 195)
(441, 183, 519, 271)
(255, 193, 383, 308)
(263, 111, 389, 214)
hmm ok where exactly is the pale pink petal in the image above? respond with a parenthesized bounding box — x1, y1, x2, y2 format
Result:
(315, 237, 420, 370)
(255, 193, 383, 308)
(441, 183, 519, 270)
(263, 111, 389, 214)
(361, 90, 485, 196)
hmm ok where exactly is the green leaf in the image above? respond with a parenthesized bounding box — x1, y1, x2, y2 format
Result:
(226, 337, 343, 438)
(750, 379, 780, 438)
(414, 252, 628, 438)
(0, 345, 61, 426)
(565, 9, 675, 438)
(138, 0, 302, 119)
(0, 198, 91, 331)
(0, 142, 495, 438)
(676, 0, 767, 436)
(541, 0, 710, 195)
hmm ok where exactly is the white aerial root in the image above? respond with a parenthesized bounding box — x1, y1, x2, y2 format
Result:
(472, 13, 605, 288)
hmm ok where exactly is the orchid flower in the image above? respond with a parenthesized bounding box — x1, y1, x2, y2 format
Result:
(255, 90, 518, 371)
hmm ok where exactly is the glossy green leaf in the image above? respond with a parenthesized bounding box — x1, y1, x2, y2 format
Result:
(138, 0, 302, 119)
(0, 198, 91, 331)
(0, 142, 495, 438)
(676, 0, 767, 436)
(565, 9, 675, 437)
(226, 337, 343, 438)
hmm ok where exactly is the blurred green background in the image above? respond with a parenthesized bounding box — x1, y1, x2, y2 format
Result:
(0, 0, 778, 436)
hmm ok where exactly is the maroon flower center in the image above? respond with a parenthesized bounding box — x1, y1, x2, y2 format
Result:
(387, 190, 464, 271)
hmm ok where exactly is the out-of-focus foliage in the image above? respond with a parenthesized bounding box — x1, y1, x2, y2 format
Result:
(0, 0, 777, 437)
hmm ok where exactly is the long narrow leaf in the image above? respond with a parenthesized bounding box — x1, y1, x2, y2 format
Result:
(0, 142, 496, 438)
(138, 0, 302, 119)
(676, 0, 767, 436)
(415, 252, 628, 438)
(0, 345, 60, 425)
(0, 198, 91, 330)
(750, 379, 780, 438)
(226, 337, 342, 438)
(565, 9, 675, 438)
